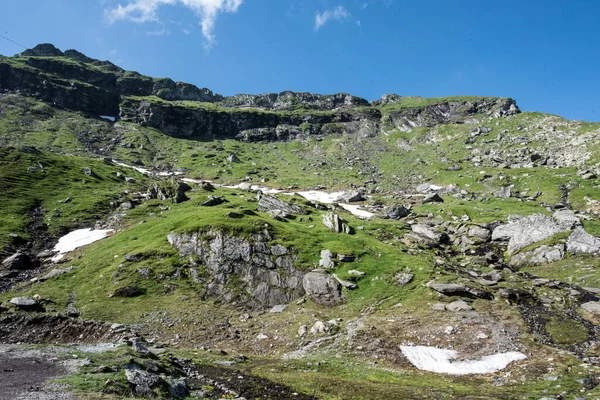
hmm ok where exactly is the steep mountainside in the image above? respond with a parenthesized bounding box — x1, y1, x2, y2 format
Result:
(1, 44, 600, 399)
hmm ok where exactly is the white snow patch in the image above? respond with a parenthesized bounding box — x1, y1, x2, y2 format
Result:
(223, 184, 284, 194)
(112, 160, 182, 177)
(400, 345, 526, 375)
(297, 190, 345, 204)
(339, 204, 374, 219)
(182, 178, 212, 184)
(99, 115, 116, 122)
(52, 228, 113, 262)
(112, 160, 151, 175)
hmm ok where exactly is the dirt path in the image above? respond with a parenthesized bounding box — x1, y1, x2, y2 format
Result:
(0, 345, 74, 400)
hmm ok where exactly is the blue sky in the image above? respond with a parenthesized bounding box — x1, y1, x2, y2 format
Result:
(1, 0, 599, 121)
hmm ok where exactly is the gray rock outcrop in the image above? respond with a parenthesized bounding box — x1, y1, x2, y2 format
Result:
(323, 213, 353, 234)
(257, 195, 306, 215)
(427, 282, 493, 300)
(302, 271, 345, 306)
(168, 229, 304, 307)
(510, 245, 565, 267)
(567, 228, 600, 254)
(492, 213, 578, 255)
(336, 191, 366, 203)
(404, 224, 448, 247)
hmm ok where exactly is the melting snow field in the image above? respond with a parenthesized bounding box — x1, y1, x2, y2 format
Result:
(52, 229, 113, 262)
(115, 162, 374, 219)
(400, 345, 527, 375)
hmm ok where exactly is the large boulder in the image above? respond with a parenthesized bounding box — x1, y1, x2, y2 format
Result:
(9, 297, 39, 310)
(404, 224, 448, 247)
(323, 213, 353, 234)
(567, 228, 600, 254)
(510, 245, 565, 267)
(336, 191, 366, 203)
(257, 195, 306, 215)
(303, 271, 345, 306)
(427, 282, 493, 300)
(384, 203, 410, 220)
(492, 213, 577, 255)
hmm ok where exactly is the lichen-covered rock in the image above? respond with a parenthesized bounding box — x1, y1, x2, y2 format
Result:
(323, 213, 353, 234)
(167, 230, 304, 307)
(303, 271, 344, 306)
(492, 213, 576, 255)
(257, 195, 306, 215)
(510, 244, 565, 267)
(567, 228, 600, 254)
(404, 224, 449, 247)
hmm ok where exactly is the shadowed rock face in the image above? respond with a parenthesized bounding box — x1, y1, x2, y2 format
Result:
(167, 229, 305, 308)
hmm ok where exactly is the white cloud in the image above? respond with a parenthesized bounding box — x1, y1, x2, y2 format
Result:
(315, 5, 350, 31)
(105, 0, 243, 47)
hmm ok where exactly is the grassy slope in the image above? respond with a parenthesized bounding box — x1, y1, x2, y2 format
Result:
(0, 146, 148, 250)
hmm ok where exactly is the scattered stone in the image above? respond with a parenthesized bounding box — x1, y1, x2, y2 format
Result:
(446, 300, 473, 312)
(468, 226, 491, 242)
(303, 271, 345, 306)
(199, 196, 226, 206)
(336, 254, 355, 262)
(256, 333, 268, 340)
(510, 244, 565, 266)
(270, 304, 287, 313)
(384, 203, 410, 220)
(9, 297, 38, 310)
(497, 288, 532, 301)
(110, 286, 143, 298)
(348, 270, 365, 277)
(310, 320, 328, 335)
(336, 191, 365, 203)
(405, 224, 448, 247)
(333, 274, 357, 290)
(431, 303, 446, 311)
(393, 272, 414, 287)
(82, 167, 94, 177)
(124, 254, 141, 262)
(581, 302, 600, 314)
(39, 266, 74, 281)
(125, 177, 136, 183)
(444, 326, 455, 335)
(125, 369, 162, 396)
(422, 193, 444, 204)
(225, 212, 244, 219)
(567, 228, 600, 254)
(427, 282, 493, 300)
(476, 332, 489, 340)
(322, 213, 353, 234)
(319, 250, 335, 269)
(298, 325, 307, 337)
(226, 153, 241, 163)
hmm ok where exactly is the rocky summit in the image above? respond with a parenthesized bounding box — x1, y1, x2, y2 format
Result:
(1, 43, 600, 399)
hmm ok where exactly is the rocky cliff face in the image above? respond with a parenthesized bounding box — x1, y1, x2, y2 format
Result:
(167, 229, 305, 307)
(0, 43, 521, 141)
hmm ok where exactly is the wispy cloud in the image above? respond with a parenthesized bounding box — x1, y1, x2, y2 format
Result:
(315, 5, 350, 31)
(105, 0, 243, 47)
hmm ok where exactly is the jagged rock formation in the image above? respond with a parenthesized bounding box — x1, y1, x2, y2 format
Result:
(167, 229, 305, 307)
(0, 43, 521, 142)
